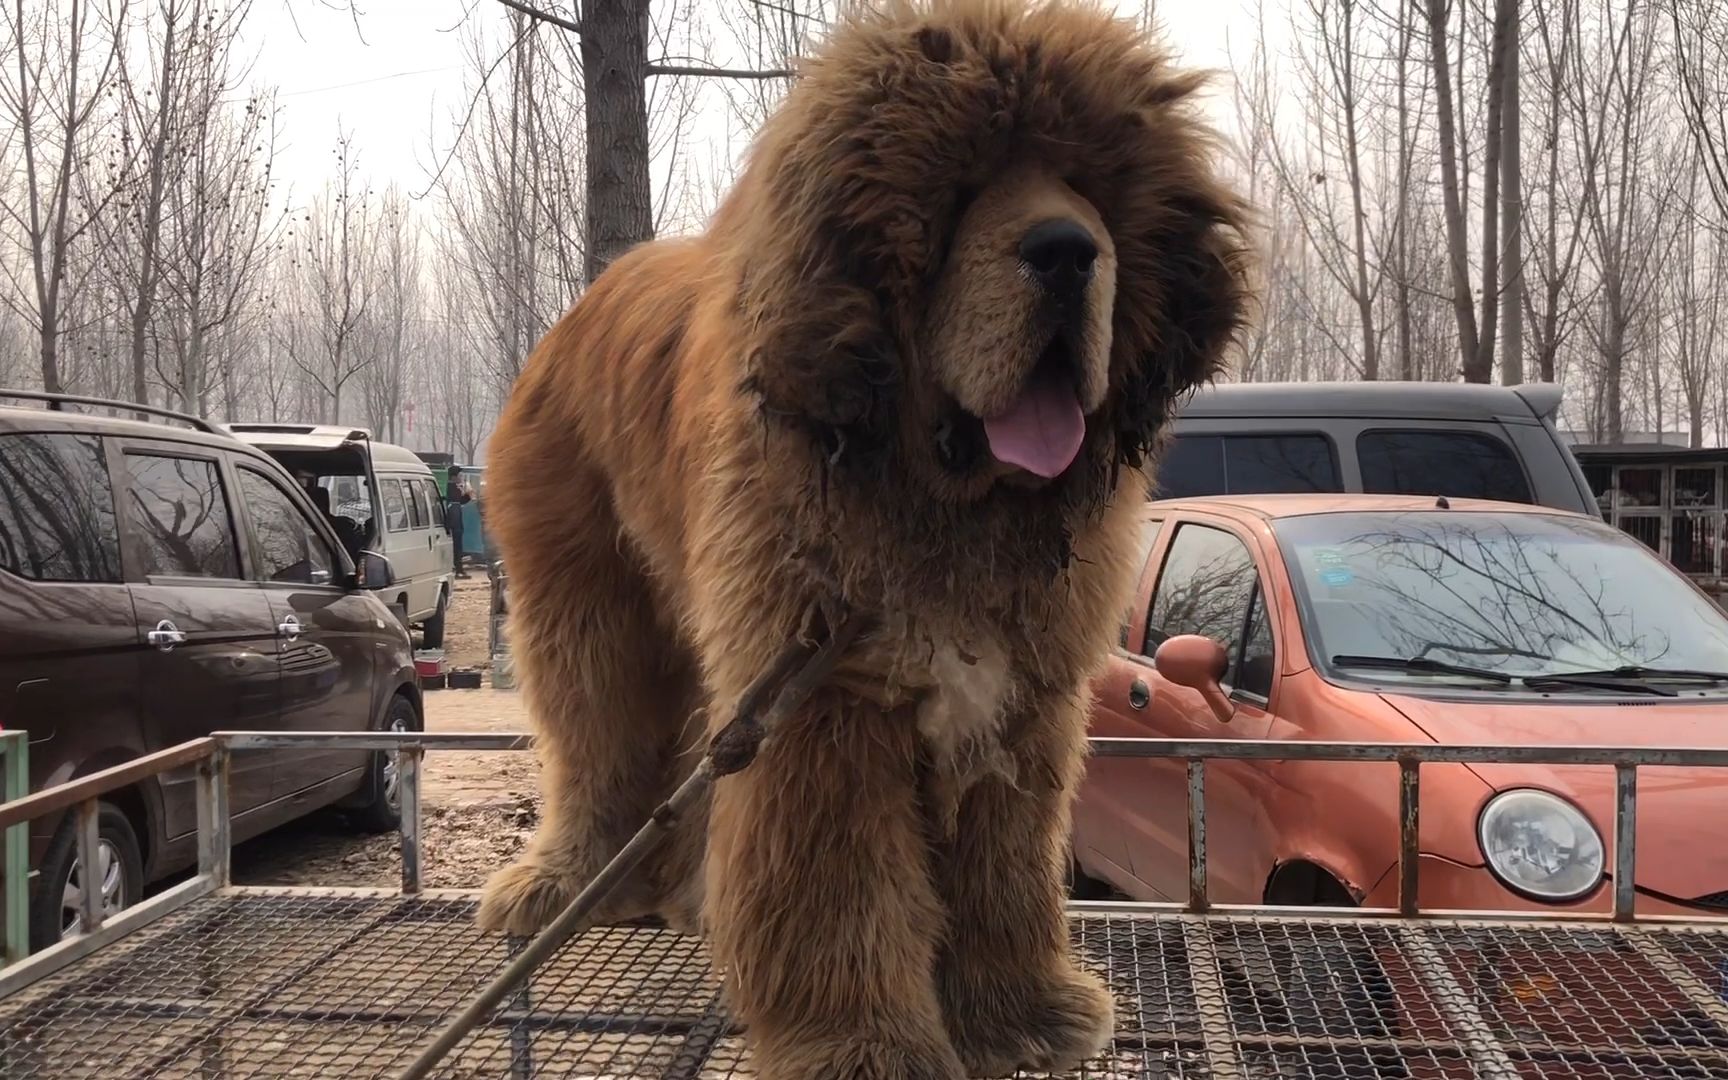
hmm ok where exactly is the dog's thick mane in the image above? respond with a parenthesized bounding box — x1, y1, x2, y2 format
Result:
(700, 0, 1252, 622)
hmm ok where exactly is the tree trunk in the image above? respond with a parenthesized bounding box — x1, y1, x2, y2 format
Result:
(1427, 0, 1481, 379)
(581, 0, 654, 286)
(1499, 0, 1524, 385)
(1470, 0, 1515, 384)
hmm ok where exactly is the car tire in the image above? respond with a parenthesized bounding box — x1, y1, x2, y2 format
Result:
(30, 801, 144, 952)
(1063, 849, 1113, 901)
(1257, 872, 1400, 1045)
(421, 589, 448, 650)
(349, 694, 420, 834)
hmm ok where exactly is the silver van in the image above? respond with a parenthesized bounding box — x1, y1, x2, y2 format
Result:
(224, 424, 455, 647)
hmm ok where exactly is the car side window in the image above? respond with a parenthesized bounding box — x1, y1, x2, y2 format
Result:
(382, 479, 409, 532)
(1151, 434, 1342, 498)
(404, 477, 426, 529)
(237, 468, 336, 585)
(417, 480, 443, 531)
(0, 431, 122, 583)
(1357, 429, 1534, 504)
(1118, 519, 1164, 649)
(1145, 523, 1259, 688)
(1238, 583, 1276, 700)
(123, 452, 241, 580)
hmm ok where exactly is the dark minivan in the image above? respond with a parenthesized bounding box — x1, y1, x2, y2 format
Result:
(0, 391, 422, 950)
(1158, 381, 1597, 515)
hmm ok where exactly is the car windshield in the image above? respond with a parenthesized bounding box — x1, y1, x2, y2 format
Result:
(1272, 510, 1728, 685)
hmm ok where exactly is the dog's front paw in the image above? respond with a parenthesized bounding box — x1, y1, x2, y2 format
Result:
(753, 1032, 966, 1080)
(943, 965, 1115, 1077)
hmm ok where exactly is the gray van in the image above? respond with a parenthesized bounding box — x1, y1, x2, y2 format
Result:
(1157, 381, 1596, 515)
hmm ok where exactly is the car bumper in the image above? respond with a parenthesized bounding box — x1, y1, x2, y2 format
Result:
(1362, 853, 1727, 920)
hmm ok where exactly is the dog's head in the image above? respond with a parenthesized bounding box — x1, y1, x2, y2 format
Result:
(720, 0, 1251, 505)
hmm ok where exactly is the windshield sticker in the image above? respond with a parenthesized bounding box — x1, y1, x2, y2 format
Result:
(1314, 549, 1354, 587)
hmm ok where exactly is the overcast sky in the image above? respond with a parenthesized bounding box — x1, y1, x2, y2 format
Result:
(241, 0, 1277, 211)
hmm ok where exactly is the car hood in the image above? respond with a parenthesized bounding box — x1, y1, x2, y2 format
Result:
(1379, 692, 1728, 903)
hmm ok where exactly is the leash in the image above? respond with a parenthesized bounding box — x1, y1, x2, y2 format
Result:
(395, 609, 872, 1080)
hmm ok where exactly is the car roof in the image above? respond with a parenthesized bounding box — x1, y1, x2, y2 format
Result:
(1145, 493, 1581, 521)
(1178, 380, 1562, 422)
(0, 400, 251, 454)
(224, 422, 429, 470)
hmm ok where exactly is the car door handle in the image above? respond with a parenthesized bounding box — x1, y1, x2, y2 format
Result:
(278, 614, 302, 640)
(1128, 679, 1150, 710)
(147, 620, 186, 652)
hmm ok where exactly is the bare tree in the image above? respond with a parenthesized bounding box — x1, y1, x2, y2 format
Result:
(359, 189, 420, 443)
(285, 131, 382, 423)
(0, 0, 130, 392)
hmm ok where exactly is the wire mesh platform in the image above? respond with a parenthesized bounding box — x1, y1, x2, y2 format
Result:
(2, 890, 1727, 1079)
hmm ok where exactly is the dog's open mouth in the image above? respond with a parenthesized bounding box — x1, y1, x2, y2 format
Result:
(981, 337, 1085, 479)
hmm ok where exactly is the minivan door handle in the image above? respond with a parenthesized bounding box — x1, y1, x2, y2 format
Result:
(1128, 679, 1151, 710)
(278, 614, 302, 640)
(147, 620, 186, 652)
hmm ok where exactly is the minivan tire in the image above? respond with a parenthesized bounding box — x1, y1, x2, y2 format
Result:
(31, 801, 144, 952)
(421, 588, 448, 650)
(349, 694, 421, 834)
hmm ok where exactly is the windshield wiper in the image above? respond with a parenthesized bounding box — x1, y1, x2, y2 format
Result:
(1520, 665, 1728, 699)
(1548, 665, 1728, 683)
(1330, 654, 1513, 684)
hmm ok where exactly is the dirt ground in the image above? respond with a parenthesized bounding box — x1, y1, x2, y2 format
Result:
(228, 575, 544, 891)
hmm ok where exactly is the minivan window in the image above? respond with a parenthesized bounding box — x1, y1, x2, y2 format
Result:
(238, 468, 336, 585)
(404, 478, 426, 529)
(0, 431, 122, 583)
(382, 479, 410, 532)
(1358, 429, 1533, 504)
(124, 453, 241, 579)
(1154, 434, 1342, 498)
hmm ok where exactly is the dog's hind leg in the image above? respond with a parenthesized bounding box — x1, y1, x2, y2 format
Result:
(476, 468, 702, 937)
(932, 689, 1114, 1076)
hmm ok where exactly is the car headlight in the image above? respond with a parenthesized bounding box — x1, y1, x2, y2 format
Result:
(1477, 789, 1605, 902)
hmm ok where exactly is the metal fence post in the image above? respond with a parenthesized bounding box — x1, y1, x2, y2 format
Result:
(197, 746, 231, 888)
(2, 732, 28, 965)
(400, 745, 423, 895)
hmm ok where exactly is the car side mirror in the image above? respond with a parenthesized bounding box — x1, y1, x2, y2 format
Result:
(355, 550, 394, 589)
(1154, 634, 1236, 724)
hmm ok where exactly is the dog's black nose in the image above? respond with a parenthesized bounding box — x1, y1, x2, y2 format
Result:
(1020, 219, 1097, 299)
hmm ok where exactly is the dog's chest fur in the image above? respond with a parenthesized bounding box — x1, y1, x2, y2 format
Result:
(911, 634, 1019, 832)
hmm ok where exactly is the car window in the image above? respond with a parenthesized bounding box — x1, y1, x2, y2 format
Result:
(1358, 429, 1533, 504)
(1153, 434, 1342, 498)
(1118, 519, 1164, 649)
(1239, 584, 1276, 699)
(1145, 523, 1260, 688)
(0, 431, 122, 583)
(237, 468, 336, 585)
(123, 452, 241, 579)
(382, 479, 409, 532)
(416, 480, 442, 531)
(404, 477, 426, 529)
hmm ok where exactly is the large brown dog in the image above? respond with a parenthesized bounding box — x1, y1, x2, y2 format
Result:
(477, 0, 1250, 1075)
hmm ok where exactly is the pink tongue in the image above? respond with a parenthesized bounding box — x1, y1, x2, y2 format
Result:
(982, 378, 1085, 479)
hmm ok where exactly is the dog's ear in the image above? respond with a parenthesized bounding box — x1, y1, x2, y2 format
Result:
(1112, 214, 1253, 470)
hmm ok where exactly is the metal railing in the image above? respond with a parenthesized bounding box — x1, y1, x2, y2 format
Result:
(3, 730, 1728, 999)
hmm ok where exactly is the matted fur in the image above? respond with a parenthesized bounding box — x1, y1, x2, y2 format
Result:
(478, 0, 1252, 1075)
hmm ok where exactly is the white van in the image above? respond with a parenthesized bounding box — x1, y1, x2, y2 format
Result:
(223, 423, 456, 647)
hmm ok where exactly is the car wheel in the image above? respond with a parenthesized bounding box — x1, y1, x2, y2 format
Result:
(1252, 871, 1400, 1046)
(421, 589, 448, 650)
(349, 694, 419, 833)
(1063, 848, 1113, 901)
(30, 801, 144, 952)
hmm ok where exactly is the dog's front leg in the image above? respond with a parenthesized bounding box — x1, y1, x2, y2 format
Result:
(934, 690, 1114, 1076)
(705, 689, 964, 1080)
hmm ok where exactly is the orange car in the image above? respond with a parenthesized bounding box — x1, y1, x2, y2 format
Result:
(1071, 494, 1728, 917)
